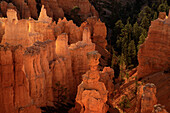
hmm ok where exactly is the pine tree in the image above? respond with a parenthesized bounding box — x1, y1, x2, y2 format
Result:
(138, 6, 152, 22)
(127, 40, 136, 66)
(137, 34, 145, 50)
(140, 16, 150, 30)
(111, 48, 117, 68)
(153, 12, 158, 20)
(114, 20, 124, 46)
(158, 3, 167, 12)
(115, 20, 124, 36)
(119, 53, 126, 82)
(132, 22, 143, 44)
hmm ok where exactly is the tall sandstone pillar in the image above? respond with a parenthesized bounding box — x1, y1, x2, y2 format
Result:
(76, 51, 108, 113)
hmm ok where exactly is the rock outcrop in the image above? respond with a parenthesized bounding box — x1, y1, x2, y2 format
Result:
(0, 44, 42, 113)
(0, 4, 111, 113)
(69, 27, 95, 94)
(80, 17, 107, 49)
(0, 1, 19, 18)
(1, 8, 56, 47)
(54, 17, 82, 44)
(54, 33, 74, 98)
(76, 51, 108, 113)
(135, 83, 157, 113)
(0, 0, 98, 21)
(0, 20, 5, 42)
(141, 72, 170, 112)
(1, 9, 42, 47)
(100, 67, 114, 98)
(137, 11, 170, 78)
(152, 104, 168, 113)
(80, 16, 111, 67)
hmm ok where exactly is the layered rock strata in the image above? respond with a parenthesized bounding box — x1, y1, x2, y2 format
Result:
(135, 83, 157, 113)
(137, 11, 170, 78)
(76, 51, 108, 113)
(1, 7, 55, 47)
(0, 44, 42, 113)
(80, 16, 110, 67)
(69, 27, 95, 94)
(0, 25, 98, 113)
(0, 4, 110, 113)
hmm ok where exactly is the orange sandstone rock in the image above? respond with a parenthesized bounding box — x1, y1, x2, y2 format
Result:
(76, 51, 108, 113)
(69, 27, 95, 95)
(135, 83, 157, 113)
(137, 11, 170, 78)
(152, 104, 168, 113)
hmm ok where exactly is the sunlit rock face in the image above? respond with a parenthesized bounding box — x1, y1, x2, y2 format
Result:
(76, 51, 108, 113)
(137, 11, 170, 79)
(0, 3, 109, 113)
(54, 17, 82, 44)
(80, 17, 107, 49)
(69, 27, 95, 95)
(1, 9, 43, 47)
(0, 44, 41, 113)
(80, 16, 110, 67)
(135, 83, 157, 113)
(38, 5, 52, 23)
(100, 67, 114, 98)
(55, 33, 74, 98)
(1, 8, 56, 47)
(0, 21, 5, 42)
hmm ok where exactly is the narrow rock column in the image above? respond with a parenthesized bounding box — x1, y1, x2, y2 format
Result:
(76, 51, 108, 113)
(135, 83, 158, 113)
(82, 27, 91, 44)
(55, 33, 73, 98)
(141, 83, 157, 113)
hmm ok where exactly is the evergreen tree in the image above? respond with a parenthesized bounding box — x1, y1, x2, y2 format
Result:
(153, 12, 158, 20)
(119, 53, 126, 81)
(140, 16, 150, 30)
(137, 34, 146, 50)
(127, 40, 136, 66)
(113, 20, 124, 45)
(132, 22, 143, 44)
(115, 20, 124, 36)
(111, 48, 117, 68)
(138, 6, 152, 22)
(158, 3, 167, 12)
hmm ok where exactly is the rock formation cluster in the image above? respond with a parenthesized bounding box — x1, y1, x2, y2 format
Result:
(0, 0, 98, 21)
(0, 6, 102, 113)
(0, 1, 169, 113)
(137, 11, 170, 78)
(76, 51, 108, 113)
